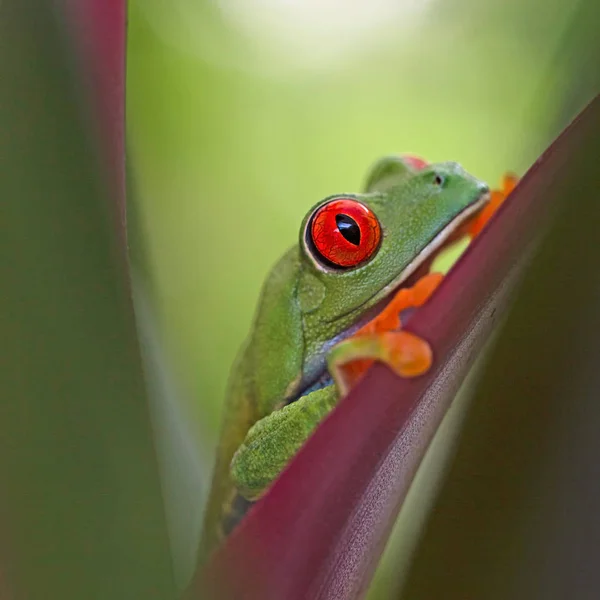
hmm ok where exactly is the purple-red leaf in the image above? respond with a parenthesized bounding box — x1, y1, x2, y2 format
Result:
(189, 96, 600, 600)
(1, 1, 174, 598)
(400, 95, 600, 598)
(62, 0, 127, 239)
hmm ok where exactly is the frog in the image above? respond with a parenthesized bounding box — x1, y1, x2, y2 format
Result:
(198, 155, 490, 562)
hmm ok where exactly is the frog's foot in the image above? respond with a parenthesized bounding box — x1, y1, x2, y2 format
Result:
(400, 155, 429, 171)
(364, 154, 429, 193)
(328, 272, 443, 396)
(354, 272, 444, 337)
(468, 173, 519, 238)
(328, 330, 432, 397)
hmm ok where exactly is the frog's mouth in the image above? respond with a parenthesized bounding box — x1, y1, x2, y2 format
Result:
(291, 188, 490, 401)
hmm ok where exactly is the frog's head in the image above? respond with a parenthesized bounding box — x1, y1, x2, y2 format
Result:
(297, 161, 489, 364)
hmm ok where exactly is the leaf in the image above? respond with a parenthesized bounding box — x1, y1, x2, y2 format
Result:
(0, 1, 175, 598)
(70, 0, 208, 589)
(132, 276, 207, 591)
(399, 93, 600, 598)
(62, 0, 128, 228)
(188, 96, 600, 599)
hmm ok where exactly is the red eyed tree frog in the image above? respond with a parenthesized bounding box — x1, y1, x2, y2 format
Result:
(199, 156, 491, 561)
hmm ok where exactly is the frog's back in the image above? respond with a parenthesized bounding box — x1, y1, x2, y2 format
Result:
(198, 247, 305, 561)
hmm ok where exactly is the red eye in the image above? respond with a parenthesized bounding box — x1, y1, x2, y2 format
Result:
(309, 198, 381, 268)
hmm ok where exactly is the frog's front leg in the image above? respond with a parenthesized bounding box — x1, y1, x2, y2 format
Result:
(328, 330, 433, 397)
(230, 385, 338, 501)
(328, 272, 443, 395)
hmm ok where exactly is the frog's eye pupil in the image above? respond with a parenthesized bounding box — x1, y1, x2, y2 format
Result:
(308, 198, 381, 268)
(335, 214, 361, 246)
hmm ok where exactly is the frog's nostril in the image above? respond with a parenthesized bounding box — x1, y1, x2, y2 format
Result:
(478, 182, 490, 195)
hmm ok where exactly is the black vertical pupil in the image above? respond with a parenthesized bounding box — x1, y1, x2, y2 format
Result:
(336, 214, 361, 246)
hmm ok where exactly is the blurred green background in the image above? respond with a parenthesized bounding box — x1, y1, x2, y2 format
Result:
(125, 0, 598, 595)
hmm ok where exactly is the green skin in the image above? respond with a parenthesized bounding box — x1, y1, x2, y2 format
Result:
(199, 157, 489, 559)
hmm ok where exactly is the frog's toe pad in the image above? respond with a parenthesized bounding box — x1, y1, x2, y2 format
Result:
(378, 330, 432, 378)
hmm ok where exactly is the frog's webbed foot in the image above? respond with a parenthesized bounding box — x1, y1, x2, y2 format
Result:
(328, 272, 443, 396)
(328, 330, 433, 397)
(364, 154, 428, 193)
